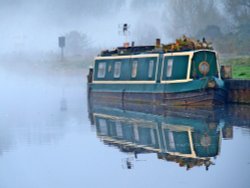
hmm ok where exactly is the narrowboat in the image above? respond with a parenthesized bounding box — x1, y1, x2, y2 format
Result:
(87, 37, 227, 106)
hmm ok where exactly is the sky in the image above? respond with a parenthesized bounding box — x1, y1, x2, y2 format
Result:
(0, 0, 168, 54)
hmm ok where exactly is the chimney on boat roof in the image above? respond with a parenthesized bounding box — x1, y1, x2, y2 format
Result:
(156, 38, 161, 48)
(131, 41, 135, 47)
(123, 42, 129, 48)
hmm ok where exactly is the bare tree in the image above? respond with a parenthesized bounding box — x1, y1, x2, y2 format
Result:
(224, 0, 250, 26)
(222, 0, 250, 54)
(163, 0, 224, 39)
(65, 31, 90, 57)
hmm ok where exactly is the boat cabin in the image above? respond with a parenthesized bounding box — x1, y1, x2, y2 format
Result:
(93, 48, 219, 84)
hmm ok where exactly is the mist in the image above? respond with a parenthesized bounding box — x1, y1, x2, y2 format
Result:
(0, 0, 249, 67)
(0, 1, 171, 55)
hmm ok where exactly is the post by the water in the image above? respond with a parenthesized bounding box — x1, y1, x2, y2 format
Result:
(58, 36, 65, 62)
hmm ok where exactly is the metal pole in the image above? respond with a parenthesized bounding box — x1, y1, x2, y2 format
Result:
(61, 47, 64, 62)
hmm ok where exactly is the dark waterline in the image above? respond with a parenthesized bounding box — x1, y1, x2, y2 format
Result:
(0, 68, 250, 188)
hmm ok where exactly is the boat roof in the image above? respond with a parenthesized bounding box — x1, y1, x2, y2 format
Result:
(99, 45, 159, 56)
(97, 46, 216, 59)
(98, 36, 214, 57)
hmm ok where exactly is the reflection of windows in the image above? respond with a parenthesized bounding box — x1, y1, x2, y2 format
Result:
(134, 126, 139, 141)
(99, 119, 108, 135)
(114, 62, 121, 78)
(166, 59, 173, 77)
(97, 62, 106, 78)
(150, 129, 156, 145)
(115, 121, 123, 137)
(168, 131, 176, 150)
(131, 61, 138, 78)
(148, 60, 154, 78)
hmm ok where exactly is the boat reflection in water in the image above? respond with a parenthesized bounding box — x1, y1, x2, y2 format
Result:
(88, 98, 233, 171)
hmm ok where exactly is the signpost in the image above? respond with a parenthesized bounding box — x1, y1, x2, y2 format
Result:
(58, 36, 67, 110)
(58, 36, 65, 61)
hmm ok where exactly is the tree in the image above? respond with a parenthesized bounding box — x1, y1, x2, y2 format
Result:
(224, 0, 250, 26)
(162, 0, 224, 39)
(222, 0, 250, 54)
(64, 31, 90, 57)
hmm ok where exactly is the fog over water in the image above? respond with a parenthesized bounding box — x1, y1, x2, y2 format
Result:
(0, 1, 250, 188)
(0, 65, 250, 188)
(0, 66, 87, 153)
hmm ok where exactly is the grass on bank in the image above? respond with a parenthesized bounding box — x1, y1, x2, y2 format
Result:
(221, 56, 250, 79)
(232, 66, 250, 79)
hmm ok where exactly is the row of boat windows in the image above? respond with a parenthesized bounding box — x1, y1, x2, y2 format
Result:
(97, 59, 174, 79)
(98, 118, 157, 144)
(97, 118, 183, 151)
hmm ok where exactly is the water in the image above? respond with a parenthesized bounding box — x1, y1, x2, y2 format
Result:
(0, 67, 250, 188)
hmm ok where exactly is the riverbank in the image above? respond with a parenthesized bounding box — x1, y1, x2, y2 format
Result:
(221, 56, 250, 79)
(0, 55, 90, 77)
(1, 54, 249, 80)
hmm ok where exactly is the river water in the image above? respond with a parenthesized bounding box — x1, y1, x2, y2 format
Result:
(0, 67, 249, 188)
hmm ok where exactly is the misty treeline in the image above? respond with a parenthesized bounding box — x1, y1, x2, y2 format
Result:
(132, 0, 250, 55)
(72, 0, 250, 57)
(167, 0, 250, 55)
(64, 31, 91, 57)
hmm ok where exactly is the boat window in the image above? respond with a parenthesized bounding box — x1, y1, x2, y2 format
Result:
(114, 61, 121, 78)
(131, 60, 138, 78)
(166, 59, 173, 77)
(97, 62, 106, 78)
(148, 60, 154, 78)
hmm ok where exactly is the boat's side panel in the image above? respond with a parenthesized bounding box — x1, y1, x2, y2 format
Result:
(161, 55, 189, 81)
(156, 54, 164, 83)
(93, 54, 159, 82)
(90, 78, 209, 93)
(89, 88, 226, 106)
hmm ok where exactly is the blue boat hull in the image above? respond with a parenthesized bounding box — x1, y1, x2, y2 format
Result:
(88, 88, 226, 106)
